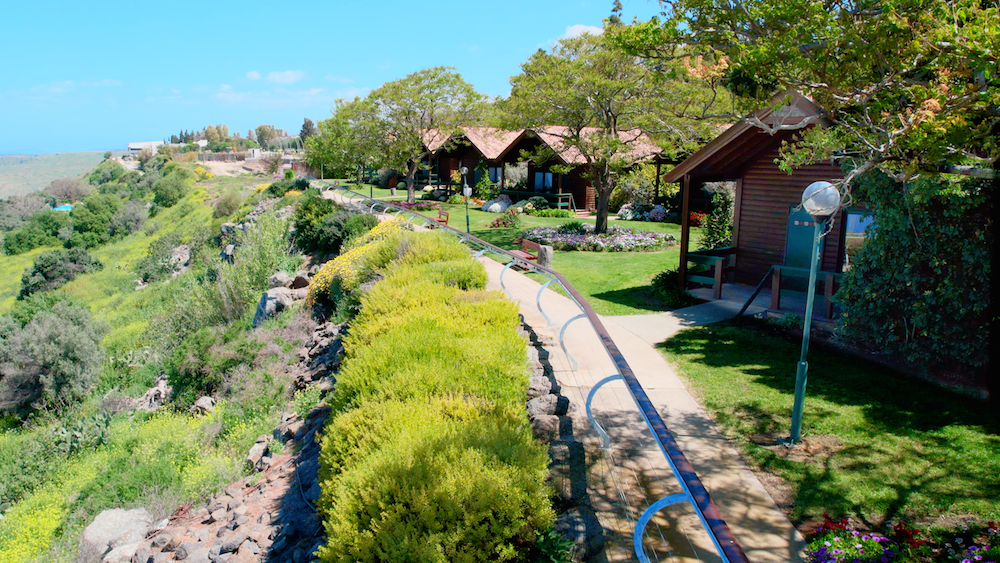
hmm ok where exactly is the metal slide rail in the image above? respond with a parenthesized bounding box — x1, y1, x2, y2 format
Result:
(314, 181, 750, 563)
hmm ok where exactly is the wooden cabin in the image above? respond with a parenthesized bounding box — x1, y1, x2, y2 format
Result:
(421, 127, 524, 191)
(664, 92, 862, 311)
(496, 127, 663, 212)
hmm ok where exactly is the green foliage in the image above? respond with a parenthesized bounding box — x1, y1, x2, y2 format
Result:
(108, 200, 149, 238)
(650, 268, 698, 308)
(50, 412, 112, 456)
(292, 194, 338, 251)
(527, 196, 549, 210)
(168, 326, 263, 405)
(2, 210, 70, 255)
(698, 185, 734, 250)
(317, 242, 553, 562)
(318, 400, 553, 563)
(836, 170, 991, 370)
(19, 247, 103, 299)
(212, 190, 243, 219)
(8, 292, 81, 327)
(87, 159, 125, 186)
(265, 177, 309, 198)
(526, 208, 574, 218)
(474, 173, 499, 201)
(0, 301, 107, 414)
(609, 166, 659, 213)
(487, 209, 522, 229)
(152, 167, 195, 208)
(342, 213, 378, 245)
(135, 232, 182, 283)
(68, 192, 122, 248)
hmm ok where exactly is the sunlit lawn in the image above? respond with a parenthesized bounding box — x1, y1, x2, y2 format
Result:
(659, 323, 1000, 530)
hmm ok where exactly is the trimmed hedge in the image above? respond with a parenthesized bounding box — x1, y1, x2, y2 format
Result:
(315, 226, 553, 563)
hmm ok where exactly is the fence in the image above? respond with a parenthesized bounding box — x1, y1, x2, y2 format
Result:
(313, 179, 750, 563)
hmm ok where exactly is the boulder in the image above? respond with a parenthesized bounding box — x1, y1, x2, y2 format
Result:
(220, 223, 237, 237)
(169, 245, 191, 275)
(220, 244, 235, 263)
(531, 415, 560, 442)
(538, 244, 554, 269)
(526, 375, 552, 400)
(191, 396, 216, 415)
(80, 508, 152, 562)
(291, 272, 310, 289)
(554, 506, 605, 561)
(252, 287, 295, 328)
(136, 375, 172, 412)
(268, 271, 293, 289)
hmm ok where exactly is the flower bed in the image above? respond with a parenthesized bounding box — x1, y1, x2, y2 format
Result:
(806, 516, 1000, 563)
(617, 202, 670, 222)
(521, 224, 675, 252)
(391, 200, 440, 212)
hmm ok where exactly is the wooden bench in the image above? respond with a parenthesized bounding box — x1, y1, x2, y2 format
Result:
(770, 265, 844, 319)
(510, 238, 540, 262)
(685, 247, 737, 300)
(434, 210, 449, 226)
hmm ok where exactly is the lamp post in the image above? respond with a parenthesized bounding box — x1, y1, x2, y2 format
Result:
(460, 166, 472, 234)
(788, 181, 841, 445)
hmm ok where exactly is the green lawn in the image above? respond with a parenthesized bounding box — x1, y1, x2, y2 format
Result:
(658, 323, 1000, 531)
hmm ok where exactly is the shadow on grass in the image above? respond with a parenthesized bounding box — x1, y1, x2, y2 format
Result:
(589, 286, 674, 314)
(656, 324, 1000, 526)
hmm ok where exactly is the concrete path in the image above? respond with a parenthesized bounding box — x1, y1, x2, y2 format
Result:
(479, 258, 804, 563)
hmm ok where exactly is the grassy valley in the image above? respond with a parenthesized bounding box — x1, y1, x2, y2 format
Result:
(0, 153, 121, 199)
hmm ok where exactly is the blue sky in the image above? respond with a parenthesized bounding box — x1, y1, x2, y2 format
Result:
(1, 0, 663, 155)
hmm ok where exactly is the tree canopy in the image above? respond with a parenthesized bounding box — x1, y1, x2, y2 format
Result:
(502, 32, 721, 232)
(308, 66, 486, 203)
(609, 0, 999, 189)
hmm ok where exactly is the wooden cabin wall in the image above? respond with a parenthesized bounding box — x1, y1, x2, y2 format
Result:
(733, 148, 845, 284)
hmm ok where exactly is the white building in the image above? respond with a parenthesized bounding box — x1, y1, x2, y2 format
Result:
(127, 141, 165, 155)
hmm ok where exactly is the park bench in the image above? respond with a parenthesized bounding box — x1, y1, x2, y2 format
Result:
(434, 210, 449, 226)
(510, 238, 540, 263)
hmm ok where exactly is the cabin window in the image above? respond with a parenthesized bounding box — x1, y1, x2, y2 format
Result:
(842, 209, 874, 271)
(487, 166, 502, 183)
(533, 172, 553, 191)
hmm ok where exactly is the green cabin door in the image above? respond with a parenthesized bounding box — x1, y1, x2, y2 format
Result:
(783, 206, 825, 291)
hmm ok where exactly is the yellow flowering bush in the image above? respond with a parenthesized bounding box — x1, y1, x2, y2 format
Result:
(307, 218, 407, 305)
(254, 183, 270, 193)
(284, 189, 302, 197)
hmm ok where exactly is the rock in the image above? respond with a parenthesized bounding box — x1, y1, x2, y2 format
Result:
(538, 244, 554, 268)
(526, 375, 552, 400)
(169, 245, 192, 276)
(252, 287, 295, 328)
(221, 223, 237, 237)
(103, 542, 141, 563)
(246, 442, 269, 466)
(220, 244, 235, 262)
(80, 508, 152, 561)
(292, 287, 309, 300)
(527, 394, 570, 418)
(531, 415, 560, 442)
(220, 528, 249, 553)
(291, 271, 311, 289)
(137, 375, 172, 412)
(554, 506, 605, 561)
(269, 271, 293, 288)
(191, 396, 216, 415)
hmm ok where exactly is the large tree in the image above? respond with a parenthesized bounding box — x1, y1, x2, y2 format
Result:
(305, 99, 381, 179)
(299, 118, 318, 145)
(325, 67, 485, 203)
(503, 32, 718, 233)
(255, 124, 278, 149)
(610, 0, 999, 189)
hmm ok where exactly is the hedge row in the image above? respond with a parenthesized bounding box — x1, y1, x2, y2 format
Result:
(315, 226, 553, 563)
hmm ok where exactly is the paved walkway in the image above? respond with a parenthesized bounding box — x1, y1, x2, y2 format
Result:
(478, 258, 804, 563)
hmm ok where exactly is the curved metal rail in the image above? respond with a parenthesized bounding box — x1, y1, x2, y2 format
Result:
(313, 180, 750, 563)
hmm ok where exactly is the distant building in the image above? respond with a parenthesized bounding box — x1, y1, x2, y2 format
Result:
(127, 141, 165, 155)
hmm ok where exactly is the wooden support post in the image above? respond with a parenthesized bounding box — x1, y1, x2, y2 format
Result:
(655, 161, 661, 199)
(713, 258, 724, 301)
(771, 267, 782, 311)
(678, 175, 692, 291)
(824, 274, 835, 318)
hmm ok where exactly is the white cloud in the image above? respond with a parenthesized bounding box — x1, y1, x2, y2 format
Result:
(246, 70, 261, 80)
(221, 84, 231, 91)
(564, 24, 603, 37)
(267, 70, 305, 84)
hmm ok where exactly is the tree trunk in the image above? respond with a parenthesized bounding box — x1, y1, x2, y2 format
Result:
(406, 163, 417, 204)
(593, 173, 614, 234)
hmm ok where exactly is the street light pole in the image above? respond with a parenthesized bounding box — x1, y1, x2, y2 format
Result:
(788, 181, 841, 445)
(461, 166, 471, 234)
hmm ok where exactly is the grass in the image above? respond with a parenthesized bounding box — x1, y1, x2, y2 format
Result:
(658, 322, 1000, 532)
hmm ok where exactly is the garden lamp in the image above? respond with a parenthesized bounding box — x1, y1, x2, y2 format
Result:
(461, 166, 471, 234)
(789, 181, 841, 445)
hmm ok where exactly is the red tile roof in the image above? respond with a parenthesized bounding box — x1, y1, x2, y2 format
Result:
(532, 126, 662, 165)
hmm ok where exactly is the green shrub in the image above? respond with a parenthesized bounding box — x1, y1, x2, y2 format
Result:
(108, 200, 149, 237)
(557, 220, 586, 235)
(650, 268, 698, 309)
(292, 195, 338, 252)
(698, 186, 734, 250)
(265, 178, 309, 198)
(836, 171, 991, 370)
(8, 292, 83, 327)
(135, 232, 182, 283)
(528, 196, 549, 210)
(213, 191, 243, 219)
(342, 214, 378, 246)
(318, 398, 552, 563)
(153, 168, 195, 208)
(527, 208, 574, 218)
(0, 301, 107, 414)
(167, 326, 262, 405)
(19, 248, 103, 299)
(2, 210, 70, 255)
(87, 159, 126, 186)
(67, 192, 122, 248)
(475, 174, 500, 201)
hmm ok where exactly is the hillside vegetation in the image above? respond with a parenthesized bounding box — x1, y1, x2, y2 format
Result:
(0, 153, 116, 199)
